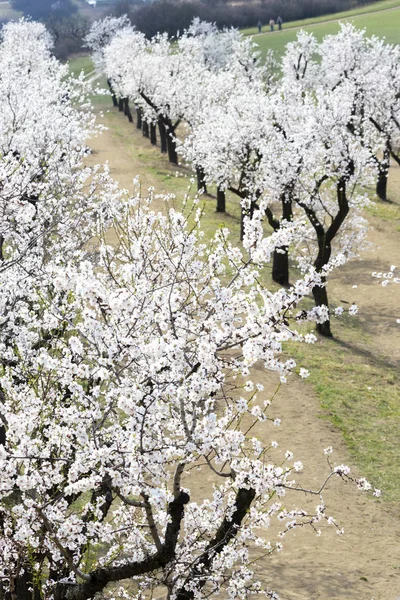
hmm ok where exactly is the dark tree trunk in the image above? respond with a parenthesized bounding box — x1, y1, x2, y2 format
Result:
(312, 237, 333, 337)
(272, 249, 289, 287)
(167, 134, 178, 164)
(118, 98, 124, 112)
(158, 119, 167, 153)
(298, 175, 350, 338)
(123, 99, 133, 123)
(142, 120, 149, 138)
(136, 107, 142, 130)
(196, 167, 207, 194)
(271, 198, 293, 287)
(174, 487, 256, 600)
(107, 79, 118, 108)
(3, 566, 42, 600)
(150, 123, 157, 145)
(240, 207, 245, 241)
(376, 147, 390, 201)
(54, 492, 190, 600)
(312, 278, 332, 337)
(216, 187, 226, 213)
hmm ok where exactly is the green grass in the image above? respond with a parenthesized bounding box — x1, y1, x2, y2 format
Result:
(242, 0, 400, 36)
(286, 316, 400, 501)
(67, 55, 95, 78)
(247, 2, 400, 58)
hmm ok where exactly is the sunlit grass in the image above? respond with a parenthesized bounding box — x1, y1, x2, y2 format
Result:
(286, 315, 400, 501)
(249, 4, 400, 59)
(67, 54, 95, 77)
(242, 0, 400, 36)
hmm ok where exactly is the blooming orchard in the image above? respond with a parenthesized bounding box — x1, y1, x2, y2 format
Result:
(0, 18, 383, 600)
(92, 20, 400, 336)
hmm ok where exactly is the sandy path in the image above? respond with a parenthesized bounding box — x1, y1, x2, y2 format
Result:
(252, 369, 400, 599)
(88, 107, 400, 600)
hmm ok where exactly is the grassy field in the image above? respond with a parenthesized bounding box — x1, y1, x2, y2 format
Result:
(242, 0, 400, 35)
(248, 1, 400, 57)
(68, 54, 97, 77)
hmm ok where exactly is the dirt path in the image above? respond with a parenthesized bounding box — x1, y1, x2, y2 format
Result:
(88, 107, 400, 600)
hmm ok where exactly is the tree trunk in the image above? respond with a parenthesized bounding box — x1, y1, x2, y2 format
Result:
(107, 79, 118, 108)
(174, 487, 256, 600)
(312, 279, 332, 337)
(136, 107, 142, 130)
(216, 187, 225, 213)
(3, 566, 42, 600)
(118, 98, 124, 112)
(272, 248, 289, 287)
(196, 167, 207, 194)
(158, 119, 167, 153)
(167, 134, 178, 164)
(240, 207, 245, 241)
(150, 123, 157, 145)
(142, 120, 149, 138)
(123, 99, 133, 123)
(376, 147, 390, 201)
(271, 197, 292, 287)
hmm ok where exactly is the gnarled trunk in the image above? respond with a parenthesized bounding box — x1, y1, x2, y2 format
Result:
(1, 565, 42, 600)
(272, 248, 289, 287)
(167, 134, 178, 164)
(174, 487, 256, 600)
(271, 198, 292, 287)
(312, 278, 332, 337)
(240, 198, 257, 241)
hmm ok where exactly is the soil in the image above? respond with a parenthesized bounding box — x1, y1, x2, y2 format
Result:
(87, 107, 400, 600)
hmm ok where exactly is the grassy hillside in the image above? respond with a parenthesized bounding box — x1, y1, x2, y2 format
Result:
(247, 0, 400, 58)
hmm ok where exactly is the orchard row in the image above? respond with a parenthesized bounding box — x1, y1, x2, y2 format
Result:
(87, 16, 400, 336)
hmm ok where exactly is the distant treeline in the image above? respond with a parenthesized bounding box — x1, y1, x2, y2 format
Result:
(111, 0, 370, 38)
